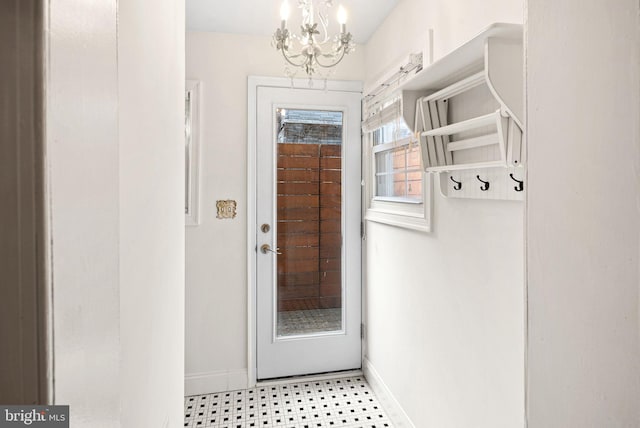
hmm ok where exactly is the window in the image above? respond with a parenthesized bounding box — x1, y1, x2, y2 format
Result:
(372, 117, 422, 202)
(185, 80, 201, 226)
(363, 93, 431, 232)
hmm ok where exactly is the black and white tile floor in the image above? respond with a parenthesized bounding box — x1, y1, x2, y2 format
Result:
(277, 309, 343, 336)
(184, 376, 393, 428)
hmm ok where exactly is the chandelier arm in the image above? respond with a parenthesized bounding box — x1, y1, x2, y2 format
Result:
(314, 48, 346, 68)
(280, 48, 311, 68)
(308, 38, 334, 52)
(317, 11, 330, 44)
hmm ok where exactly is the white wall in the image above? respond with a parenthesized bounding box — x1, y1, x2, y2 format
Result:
(526, 0, 640, 427)
(118, 1, 185, 427)
(47, 1, 120, 424)
(185, 32, 364, 393)
(363, 1, 525, 427)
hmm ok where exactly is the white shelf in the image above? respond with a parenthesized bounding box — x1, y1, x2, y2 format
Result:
(402, 23, 524, 182)
(397, 23, 525, 200)
(400, 23, 522, 93)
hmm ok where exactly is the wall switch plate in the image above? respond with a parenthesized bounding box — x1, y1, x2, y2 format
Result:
(216, 200, 237, 219)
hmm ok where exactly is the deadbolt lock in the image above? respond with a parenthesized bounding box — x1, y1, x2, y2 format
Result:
(261, 223, 271, 233)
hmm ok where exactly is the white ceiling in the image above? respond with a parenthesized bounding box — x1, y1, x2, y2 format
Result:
(186, 0, 400, 44)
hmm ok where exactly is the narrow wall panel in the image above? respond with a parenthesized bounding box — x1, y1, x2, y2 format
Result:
(526, 0, 640, 426)
(47, 0, 120, 424)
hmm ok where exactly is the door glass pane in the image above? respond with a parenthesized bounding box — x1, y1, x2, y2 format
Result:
(275, 108, 343, 337)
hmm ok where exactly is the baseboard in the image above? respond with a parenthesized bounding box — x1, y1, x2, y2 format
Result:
(185, 369, 248, 396)
(256, 369, 363, 387)
(363, 358, 415, 428)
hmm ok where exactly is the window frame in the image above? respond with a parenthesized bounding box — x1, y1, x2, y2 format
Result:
(185, 80, 201, 226)
(372, 134, 423, 202)
(363, 96, 432, 233)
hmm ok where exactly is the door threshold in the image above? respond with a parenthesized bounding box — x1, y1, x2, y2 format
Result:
(256, 369, 364, 387)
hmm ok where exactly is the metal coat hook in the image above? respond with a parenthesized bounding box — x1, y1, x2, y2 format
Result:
(476, 175, 490, 191)
(509, 174, 524, 192)
(449, 176, 462, 190)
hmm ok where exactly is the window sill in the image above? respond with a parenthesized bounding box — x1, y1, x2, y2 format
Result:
(372, 196, 422, 204)
(365, 206, 430, 233)
(364, 174, 432, 233)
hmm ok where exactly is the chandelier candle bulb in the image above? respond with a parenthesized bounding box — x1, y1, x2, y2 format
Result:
(337, 5, 347, 33)
(280, 0, 290, 25)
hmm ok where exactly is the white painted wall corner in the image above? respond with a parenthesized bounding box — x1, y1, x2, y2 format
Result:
(185, 369, 248, 396)
(363, 358, 415, 428)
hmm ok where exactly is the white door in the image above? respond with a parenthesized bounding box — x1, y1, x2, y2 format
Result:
(256, 85, 361, 380)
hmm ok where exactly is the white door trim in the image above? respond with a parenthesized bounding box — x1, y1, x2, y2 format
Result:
(247, 76, 363, 387)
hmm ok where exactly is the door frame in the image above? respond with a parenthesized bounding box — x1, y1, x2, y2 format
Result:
(247, 76, 363, 386)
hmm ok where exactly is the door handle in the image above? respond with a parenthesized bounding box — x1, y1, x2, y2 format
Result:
(260, 244, 282, 255)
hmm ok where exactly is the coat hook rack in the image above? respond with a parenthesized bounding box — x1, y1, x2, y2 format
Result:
(476, 175, 490, 191)
(509, 173, 524, 192)
(449, 176, 462, 190)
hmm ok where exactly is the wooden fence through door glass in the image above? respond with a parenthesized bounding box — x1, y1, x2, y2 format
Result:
(275, 108, 343, 337)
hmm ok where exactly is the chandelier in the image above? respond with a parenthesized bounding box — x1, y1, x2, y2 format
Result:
(273, 0, 354, 77)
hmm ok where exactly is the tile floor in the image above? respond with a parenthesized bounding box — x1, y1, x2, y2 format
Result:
(184, 376, 393, 428)
(277, 308, 342, 336)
